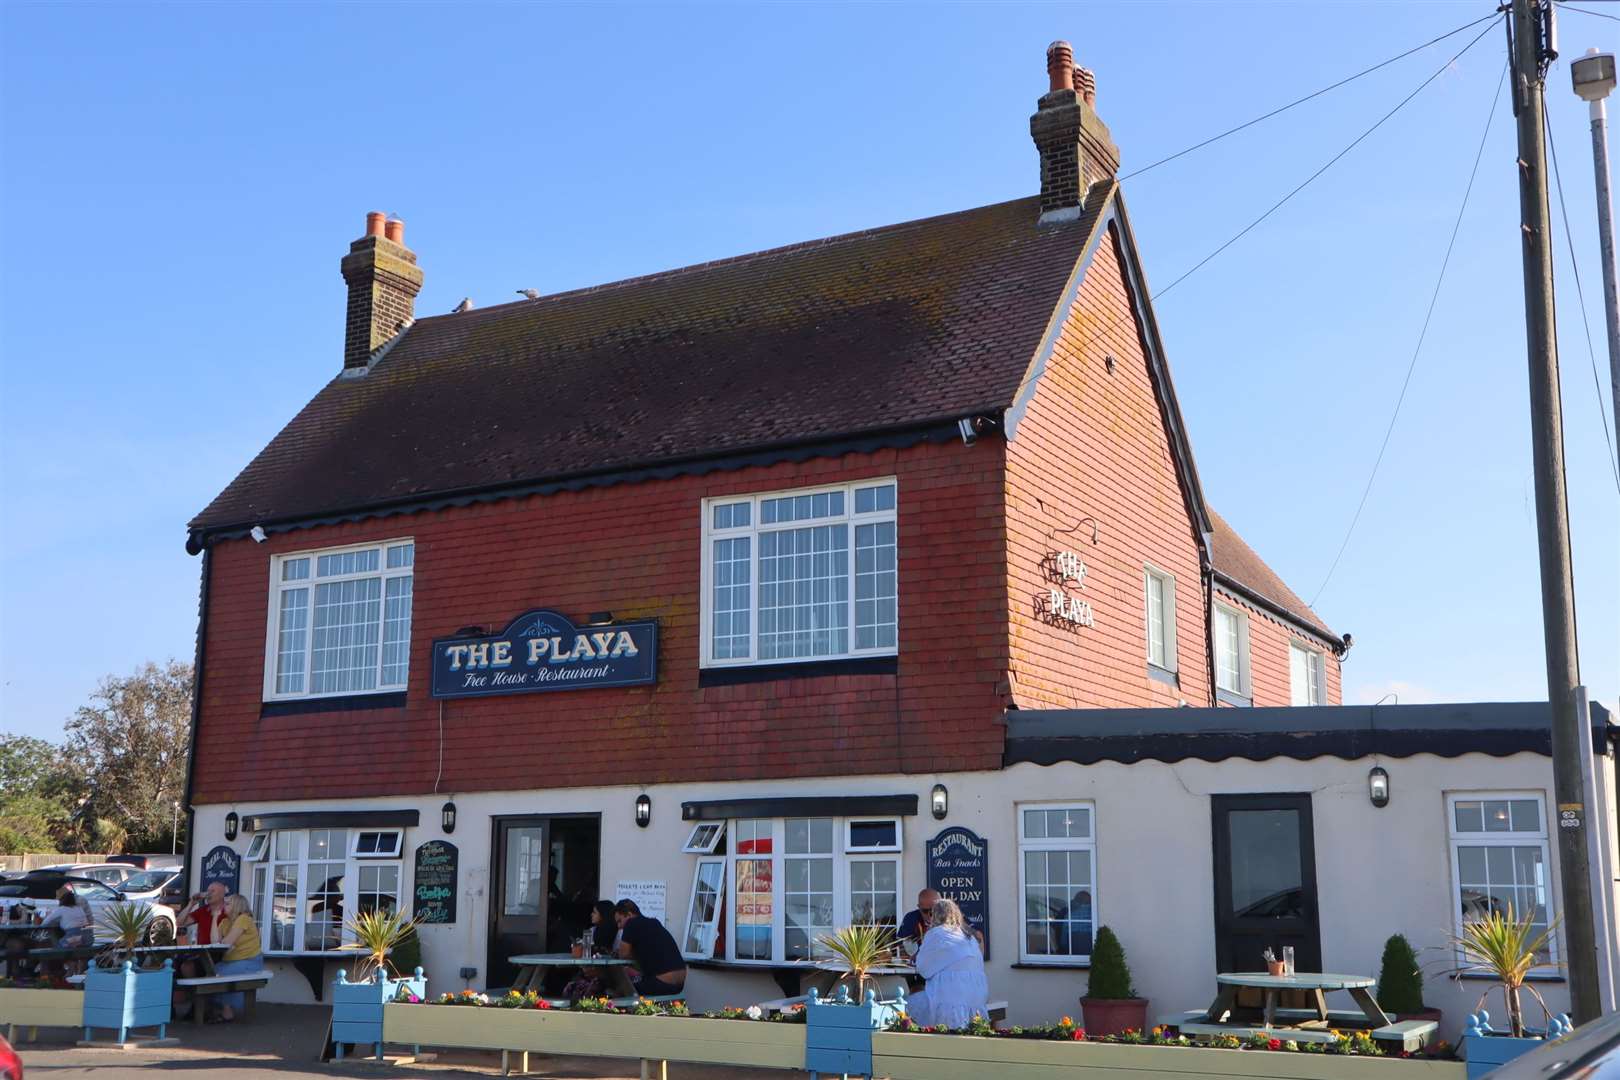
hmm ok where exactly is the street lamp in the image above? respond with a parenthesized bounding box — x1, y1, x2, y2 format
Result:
(1571, 47, 1620, 459)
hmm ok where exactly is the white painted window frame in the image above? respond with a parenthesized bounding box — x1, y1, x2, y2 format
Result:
(681, 857, 726, 960)
(1289, 642, 1325, 706)
(252, 827, 405, 955)
(1445, 792, 1559, 971)
(699, 479, 898, 669)
(1016, 801, 1098, 966)
(1143, 564, 1177, 673)
(243, 833, 269, 862)
(682, 822, 726, 855)
(262, 538, 415, 702)
(844, 817, 902, 853)
(350, 828, 403, 859)
(1213, 601, 1252, 700)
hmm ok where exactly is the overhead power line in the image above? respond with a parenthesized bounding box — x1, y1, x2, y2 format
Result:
(1557, 3, 1620, 22)
(1307, 60, 1509, 608)
(1120, 12, 1502, 182)
(1543, 101, 1620, 492)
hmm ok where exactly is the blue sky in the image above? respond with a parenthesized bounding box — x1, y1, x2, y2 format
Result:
(2, 1, 1615, 740)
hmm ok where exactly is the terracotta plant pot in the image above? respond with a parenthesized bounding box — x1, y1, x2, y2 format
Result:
(1079, 996, 1149, 1038)
(1267, 961, 1286, 976)
(570, 943, 584, 959)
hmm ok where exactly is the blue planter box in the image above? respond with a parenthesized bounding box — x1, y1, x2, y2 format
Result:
(332, 967, 427, 1061)
(82, 960, 174, 1043)
(1461, 1009, 1574, 1080)
(806, 985, 905, 1079)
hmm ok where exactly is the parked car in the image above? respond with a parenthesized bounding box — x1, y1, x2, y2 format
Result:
(105, 855, 182, 872)
(0, 873, 123, 944)
(0, 1031, 21, 1080)
(1485, 1006, 1620, 1079)
(117, 868, 183, 909)
(33, 862, 136, 889)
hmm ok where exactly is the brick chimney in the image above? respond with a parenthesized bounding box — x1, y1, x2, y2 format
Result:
(1030, 41, 1119, 224)
(340, 211, 423, 370)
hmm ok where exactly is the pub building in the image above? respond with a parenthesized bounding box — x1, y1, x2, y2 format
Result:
(181, 44, 1619, 1034)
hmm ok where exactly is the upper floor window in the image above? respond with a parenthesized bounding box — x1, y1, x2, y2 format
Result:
(701, 480, 897, 667)
(1143, 566, 1177, 673)
(1289, 642, 1325, 706)
(265, 539, 414, 700)
(1213, 602, 1251, 703)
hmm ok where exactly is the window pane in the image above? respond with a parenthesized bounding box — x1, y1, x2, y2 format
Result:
(849, 821, 897, 848)
(1216, 610, 1242, 692)
(854, 521, 896, 650)
(758, 524, 848, 659)
(684, 862, 724, 955)
(1228, 810, 1303, 915)
(270, 864, 297, 951)
(311, 577, 382, 693)
(386, 543, 414, 569)
(735, 857, 773, 960)
(1454, 801, 1485, 833)
(382, 575, 413, 687)
(274, 832, 301, 861)
(712, 536, 751, 660)
(1023, 809, 1047, 839)
(850, 859, 898, 929)
(785, 853, 834, 959)
(275, 588, 310, 694)
(503, 828, 545, 915)
(304, 862, 344, 950)
(785, 819, 811, 855)
(735, 819, 772, 855)
(1147, 573, 1166, 667)
(1510, 800, 1541, 833)
(282, 557, 310, 581)
(317, 548, 380, 577)
(1457, 846, 1487, 883)
(1484, 801, 1513, 832)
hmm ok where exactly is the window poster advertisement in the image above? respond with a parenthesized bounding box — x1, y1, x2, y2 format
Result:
(613, 879, 666, 924)
(736, 858, 773, 959)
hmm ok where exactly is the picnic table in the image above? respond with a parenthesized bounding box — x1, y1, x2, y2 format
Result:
(506, 952, 638, 998)
(130, 943, 228, 976)
(1202, 972, 1390, 1031)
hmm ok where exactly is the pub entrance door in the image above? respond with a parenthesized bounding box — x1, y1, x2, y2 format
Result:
(1211, 793, 1323, 974)
(487, 814, 601, 989)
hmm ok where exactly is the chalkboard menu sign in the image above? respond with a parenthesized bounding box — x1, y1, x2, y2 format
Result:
(200, 844, 240, 895)
(926, 826, 989, 960)
(413, 840, 458, 924)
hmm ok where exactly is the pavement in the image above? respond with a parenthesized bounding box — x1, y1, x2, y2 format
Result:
(12, 1004, 794, 1079)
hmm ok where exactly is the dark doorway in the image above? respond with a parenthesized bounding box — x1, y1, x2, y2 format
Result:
(488, 814, 601, 989)
(1211, 794, 1322, 974)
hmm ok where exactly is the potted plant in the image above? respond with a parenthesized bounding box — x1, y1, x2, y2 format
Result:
(807, 925, 903, 1077)
(82, 903, 173, 1043)
(1376, 933, 1441, 1025)
(1450, 906, 1570, 1079)
(1080, 926, 1148, 1037)
(331, 908, 427, 1061)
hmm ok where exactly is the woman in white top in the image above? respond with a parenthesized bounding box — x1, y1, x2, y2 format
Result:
(39, 887, 93, 947)
(905, 898, 989, 1029)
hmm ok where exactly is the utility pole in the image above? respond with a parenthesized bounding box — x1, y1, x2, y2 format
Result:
(1509, 0, 1601, 1024)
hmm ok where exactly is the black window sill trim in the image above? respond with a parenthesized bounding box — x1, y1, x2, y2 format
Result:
(260, 691, 407, 718)
(1011, 961, 1092, 970)
(699, 656, 897, 687)
(1456, 972, 1565, 983)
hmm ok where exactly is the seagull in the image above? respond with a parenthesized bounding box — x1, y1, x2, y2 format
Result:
(517, 289, 541, 300)
(451, 297, 474, 313)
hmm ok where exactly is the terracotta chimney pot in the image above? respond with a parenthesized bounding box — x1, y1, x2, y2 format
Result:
(365, 211, 386, 238)
(1046, 41, 1075, 94)
(384, 217, 405, 244)
(1074, 67, 1096, 106)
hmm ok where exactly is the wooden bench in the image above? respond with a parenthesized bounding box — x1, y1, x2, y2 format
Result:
(1371, 1019, 1438, 1052)
(175, 970, 274, 1023)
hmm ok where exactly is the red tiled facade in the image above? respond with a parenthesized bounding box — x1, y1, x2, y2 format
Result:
(190, 215, 1338, 806)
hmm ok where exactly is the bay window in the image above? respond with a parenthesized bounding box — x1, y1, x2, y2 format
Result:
(702, 480, 897, 667)
(680, 816, 903, 963)
(244, 827, 404, 953)
(265, 539, 414, 701)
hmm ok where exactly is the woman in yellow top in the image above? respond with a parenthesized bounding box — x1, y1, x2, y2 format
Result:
(208, 894, 264, 1023)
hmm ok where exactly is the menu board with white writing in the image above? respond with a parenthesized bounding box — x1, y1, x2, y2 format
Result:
(413, 840, 458, 924)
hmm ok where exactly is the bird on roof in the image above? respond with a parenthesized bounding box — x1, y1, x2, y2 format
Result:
(451, 298, 474, 313)
(517, 289, 541, 300)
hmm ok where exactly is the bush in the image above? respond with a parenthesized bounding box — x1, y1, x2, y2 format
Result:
(389, 924, 422, 979)
(1375, 933, 1425, 1014)
(1085, 926, 1137, 1000)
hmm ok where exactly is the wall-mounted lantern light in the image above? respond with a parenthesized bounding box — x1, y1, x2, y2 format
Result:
(930, 784, 949, 820)
(441, 801, 457, 834)
(635, 794, 652, 829)
(224, 812, 239, 841)
(1368, 767, 1390, 808)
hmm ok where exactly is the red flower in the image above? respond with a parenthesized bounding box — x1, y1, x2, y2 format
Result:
(1072, 1029, 1087, 1041)
(1268, 1039, 1282, 1051)
(534, 998, 552, 1010)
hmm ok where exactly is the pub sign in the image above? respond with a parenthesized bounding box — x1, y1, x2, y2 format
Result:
(200, 844, 241, 895)
(927, 826, 989, 959)
(431, 609, 657, 699)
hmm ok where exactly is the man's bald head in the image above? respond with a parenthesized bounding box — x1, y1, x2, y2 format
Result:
(917, 889, 939, 907)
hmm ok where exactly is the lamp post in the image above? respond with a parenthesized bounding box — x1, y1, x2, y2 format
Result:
(1572, 47, 1620, 461)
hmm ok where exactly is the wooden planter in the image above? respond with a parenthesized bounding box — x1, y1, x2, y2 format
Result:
(0, 987, 84, 1039)
(1460, 1010, 1574, 1080)
(82, 960, 173, 1043)
(381, 1005, 806, 1070)
(872, 1031, 1469, 1080)
(807, 992, 903, 1077)
(331, 967, 428, 1060)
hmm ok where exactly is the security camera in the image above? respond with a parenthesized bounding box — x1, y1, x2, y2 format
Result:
(250, 526, 267, 543)
(958, 418, 977, 446)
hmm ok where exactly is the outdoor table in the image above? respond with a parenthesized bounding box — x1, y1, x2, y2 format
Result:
(130, 943, 228, 976)
(506, 952, 638, 997)
(1201, 972, 1390, 1032)
(804, 960, 916, 999)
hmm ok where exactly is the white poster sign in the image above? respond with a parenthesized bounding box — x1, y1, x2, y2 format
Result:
(613, 879, 667, 923)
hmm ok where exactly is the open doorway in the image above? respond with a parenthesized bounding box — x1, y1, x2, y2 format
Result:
(487, 814, 600, 989)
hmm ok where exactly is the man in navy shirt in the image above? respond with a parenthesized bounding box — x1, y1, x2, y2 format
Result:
(615, 899, 687, 996)
(897, 888, 939, 954)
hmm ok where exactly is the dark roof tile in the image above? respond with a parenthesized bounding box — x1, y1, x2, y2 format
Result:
(1209, 508, 1336, 640)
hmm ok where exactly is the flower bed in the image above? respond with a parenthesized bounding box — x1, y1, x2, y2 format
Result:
(382, 993, 805, 1071)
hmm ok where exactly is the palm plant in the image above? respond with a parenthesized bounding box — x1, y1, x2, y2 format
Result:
(340, 907, 422, 982)
(816, 924, 896, 1000)
(1448, 905, 1560, 1037)
(94, 902, 155, 970)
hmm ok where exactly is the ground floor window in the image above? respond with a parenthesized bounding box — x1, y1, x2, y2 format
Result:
(1447, 793, 1556, 965)
(245, 827, 404, 952)
(680, 816, 902, 963)
(1017, 802, 1097, 965)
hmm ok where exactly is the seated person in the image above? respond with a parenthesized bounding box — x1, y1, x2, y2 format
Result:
(905, 898, 989, 1029)
(207, 894, 264, 1023)
(39, 887, 94, 975)
(614, 898, 686, 996)
(562, 901, 620, 1001)
(897, 888, 938, 957)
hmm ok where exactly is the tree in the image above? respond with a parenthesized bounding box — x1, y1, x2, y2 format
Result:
(64, 660, 192, 853)
(0, 734, 83, 854)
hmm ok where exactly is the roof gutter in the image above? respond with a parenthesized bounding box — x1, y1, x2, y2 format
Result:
(1211, 569, 1340, 650)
